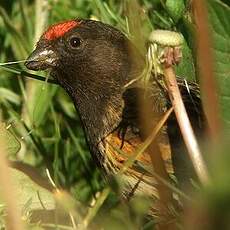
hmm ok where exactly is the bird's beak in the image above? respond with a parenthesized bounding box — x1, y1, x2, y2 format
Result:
(25, 47, 58, 71)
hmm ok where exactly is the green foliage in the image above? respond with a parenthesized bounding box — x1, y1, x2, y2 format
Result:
(165, 0, 185, 23)
(0, 122, 21, 156)
(0, 168, 55, 229)
(207, 0, 230, 128)
(0, 168, 55, 211)
(0, 0, 230, 229)
(176, 41, 196, 81)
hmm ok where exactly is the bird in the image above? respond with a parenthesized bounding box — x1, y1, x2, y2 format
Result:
(25, 19, 204, 217)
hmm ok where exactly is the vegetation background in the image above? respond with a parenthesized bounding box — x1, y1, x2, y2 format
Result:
(0, 0, 230, 229)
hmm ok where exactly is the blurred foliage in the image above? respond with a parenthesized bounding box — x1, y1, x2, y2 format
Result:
(0, 122, 21, 156)
(0, 0, 230, 229)
(207, 1, 230, 129)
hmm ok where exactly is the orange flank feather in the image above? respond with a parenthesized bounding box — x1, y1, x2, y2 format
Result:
(104, 129, 173, 175)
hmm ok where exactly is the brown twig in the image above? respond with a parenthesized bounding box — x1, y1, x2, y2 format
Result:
(163, 66, 209, 185)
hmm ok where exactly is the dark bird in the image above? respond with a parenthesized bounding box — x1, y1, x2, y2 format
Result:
(25, 19, 204, 213)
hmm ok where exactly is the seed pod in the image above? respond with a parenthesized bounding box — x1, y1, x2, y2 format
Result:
(149, 30, 184, 47)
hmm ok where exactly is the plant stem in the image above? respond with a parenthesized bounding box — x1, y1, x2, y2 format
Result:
(82, 187, 110, 229)
(0, 132, 24, 230)
(21, 71, 58, 84)
(1, 66, 58, 85)
(119, 107, 173, 175)
(164, 66, 209, 185)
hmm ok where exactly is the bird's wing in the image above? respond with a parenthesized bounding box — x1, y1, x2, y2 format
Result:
(99, 86, 173, 199)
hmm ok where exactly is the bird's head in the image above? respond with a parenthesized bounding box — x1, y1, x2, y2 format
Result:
(25, 19, 144, 90)
(25, 19, 145, 145)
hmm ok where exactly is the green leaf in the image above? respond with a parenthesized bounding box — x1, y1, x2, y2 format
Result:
(208, 1, 230, 127)
(165, 0, 185, 23)
(0, 6, 29, 57)
(92, 0, 114, 24)
(175, 39, 196, 81)
(0, 87, 21, 105)
(0, 122, 21, 156)
(27, 83, 58, 127)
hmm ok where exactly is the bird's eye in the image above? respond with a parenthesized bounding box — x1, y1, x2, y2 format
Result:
(69, 37, 81, 48)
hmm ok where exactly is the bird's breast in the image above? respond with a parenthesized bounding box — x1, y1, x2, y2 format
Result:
(98, 126, 173, 199)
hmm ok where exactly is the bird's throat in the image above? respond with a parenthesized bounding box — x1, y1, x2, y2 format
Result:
(73, 89, 123, 147)
(53, 70, 124, 148)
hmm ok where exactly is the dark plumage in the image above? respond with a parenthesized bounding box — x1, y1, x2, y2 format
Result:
(25, 19, 204, 206)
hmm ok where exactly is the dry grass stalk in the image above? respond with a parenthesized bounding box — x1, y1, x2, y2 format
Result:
(0, 139, 24, 230)
(163, 66, 209, 185)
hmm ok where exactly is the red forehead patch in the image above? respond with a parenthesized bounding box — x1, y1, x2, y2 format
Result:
(44, 20, 80, 40)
